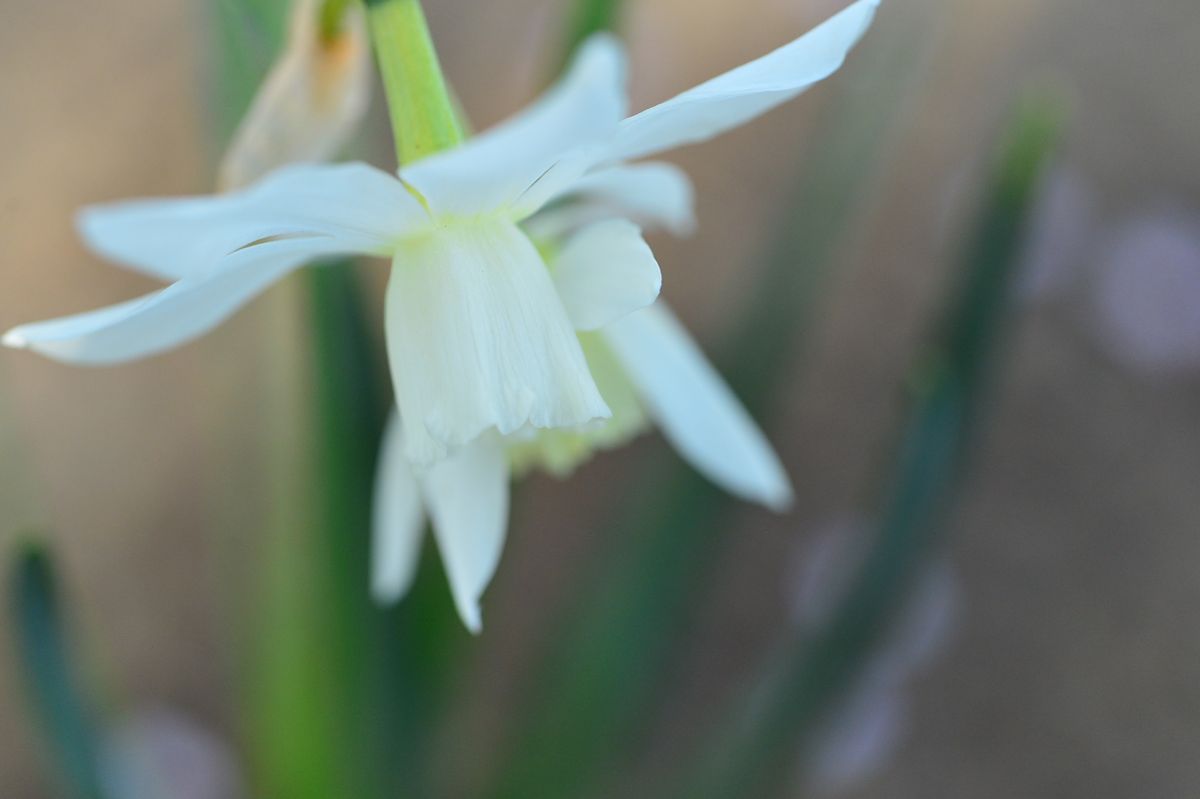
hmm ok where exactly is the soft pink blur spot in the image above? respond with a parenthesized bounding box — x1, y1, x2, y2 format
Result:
(788, 516, 963, 793)
(100, 706, 244, 799)
(1091, 208, 1200, 375)
(804, 684, 908, 795)
(790, 515, 961, 681)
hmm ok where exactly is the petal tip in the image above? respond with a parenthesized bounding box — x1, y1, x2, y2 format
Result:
(370, 580, 403, 606)
(670, 215, 698, 238)
(461, 604, 483, 635)
(73, 207, 103, 246)
(3, 329, 27, 349)
(576, 31, 628, 73)
(764, 484, 795, 514)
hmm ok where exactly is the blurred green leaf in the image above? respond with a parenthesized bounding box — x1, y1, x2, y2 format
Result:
(9, 541, 107, 799)
(211, 0, 290, 144)
(484, 7, 932, 799)
(306, 261, 464, 799)
(686, 93, 1064, 799)
(249, 262, 394, 799)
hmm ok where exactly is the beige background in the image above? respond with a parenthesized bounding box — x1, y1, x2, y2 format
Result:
(2, 0, 1199, 796)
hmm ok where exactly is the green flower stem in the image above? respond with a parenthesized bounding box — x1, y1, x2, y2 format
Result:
(365, 0, 463, 165)
(687, 94, 1064, 799)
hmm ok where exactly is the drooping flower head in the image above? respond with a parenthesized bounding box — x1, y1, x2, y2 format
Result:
(367, 1, 882, 629)
(5, 0, 876, 467)
(4, 0, 881, 629)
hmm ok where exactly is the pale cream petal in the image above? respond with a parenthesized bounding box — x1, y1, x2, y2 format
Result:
(505, 331, 650, 478)
(552, 219, 662, 331)
(606, 0, 879, 163)
(78, 162, 425, 281)
(385, 219, 610, 465)
(400, 35, 627, 219)
(565, 162, 696, 236)
(371, 411, 427, 604)
(422, 435, 510, 633)
(3, 236, 352, 364)
(604, 303, 793, 510)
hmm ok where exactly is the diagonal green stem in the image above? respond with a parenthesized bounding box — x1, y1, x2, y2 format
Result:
(685, 93, 1064, 799)
(365, 0, 463, 165)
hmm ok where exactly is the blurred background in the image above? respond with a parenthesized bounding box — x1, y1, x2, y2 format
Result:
(2, 0, 1200, 797)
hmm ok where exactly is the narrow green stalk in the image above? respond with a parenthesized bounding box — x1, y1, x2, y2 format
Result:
(484, 7, 932, 799)
(9, 541, 107, 799)
(365, 0, 463, 164)
(686, 94, 1064, 799)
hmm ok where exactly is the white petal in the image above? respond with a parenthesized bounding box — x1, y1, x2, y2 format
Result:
(371, 411, 427, 604)
(552, 219, 662, 331)
(400, 35, 627, 219)
(605, 0, 879, 163)
(604, 303, 793, 510)
(3, 236, 350, 364)
(385, 219, 610, 465)
(79, 162, 425, 281)
(564, 162, 696, 236)
(421, 435, 510, 633)
(217, 0, 371, 190)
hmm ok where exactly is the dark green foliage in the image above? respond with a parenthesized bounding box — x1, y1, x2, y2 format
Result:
(687, 95, 1064, 799)
(10, 542, 108, 799)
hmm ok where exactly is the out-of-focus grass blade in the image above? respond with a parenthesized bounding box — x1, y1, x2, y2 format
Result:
(9, 541, 107, 799)
(305, 261, 465, 799)
(685, 94, 1064, 799)
(484, 8, 932, 799)
(249, 262, 394, 799)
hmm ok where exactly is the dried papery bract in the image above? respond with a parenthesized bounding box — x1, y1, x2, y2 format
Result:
(218, 0, 371, 191)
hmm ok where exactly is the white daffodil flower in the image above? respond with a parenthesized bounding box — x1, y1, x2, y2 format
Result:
(4, 0, 877, 473)
(370, 0, 879, 630)
(218, 0, 371, 191)
(373, 198, 793, 632)
(3, 38, 650, 466)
